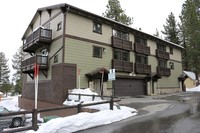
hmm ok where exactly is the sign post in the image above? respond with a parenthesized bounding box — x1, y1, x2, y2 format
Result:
(78, 68, 81, 89)
(108, 69, 116, 97)
(34, 64, 39, 109)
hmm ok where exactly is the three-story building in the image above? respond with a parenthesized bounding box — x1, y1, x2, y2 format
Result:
(20, 3, 184, 108)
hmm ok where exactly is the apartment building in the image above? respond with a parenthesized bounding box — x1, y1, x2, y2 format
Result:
(20, 3, 184, 107)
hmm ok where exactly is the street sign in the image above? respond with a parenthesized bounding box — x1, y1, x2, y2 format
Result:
(108, 69, 116, 81)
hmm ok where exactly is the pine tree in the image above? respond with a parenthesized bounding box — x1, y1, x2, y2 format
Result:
(103, 0, 133, 26)
(180, 0, 200, 85)
(153, 28, 160, 37)
(12, 46, 24, 94)
(0, 52, 11, 96)
(161, 12, 180, 44)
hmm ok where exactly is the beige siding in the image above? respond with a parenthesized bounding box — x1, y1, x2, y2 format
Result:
(184, 78, 196, 89)
(148, 40, 157, 55)
(51, 13, 63, 38)
(51, 9, 61, 17)
(65, 38, 112, 88)
(33, 15, 40, 30)
(66, 13, 112, 45)
(41, 11, 50, 24)
(170, 48, 182, 62)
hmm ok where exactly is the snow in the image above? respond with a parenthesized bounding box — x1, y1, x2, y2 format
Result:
(0, 88, 137, 133)
(186, 85, 200, 92)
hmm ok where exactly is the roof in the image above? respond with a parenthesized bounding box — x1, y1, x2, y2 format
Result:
(22, 3, 184, 50)
(183, 71, 196, 80)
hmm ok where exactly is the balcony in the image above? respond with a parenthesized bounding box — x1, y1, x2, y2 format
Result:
(157, 67, 171, 76)
(112, 59, 133, 72)
(135, 63, 151, 74)
(156, 49, 170, 60)
(23, 27, 52, 53)
(134, 43, 150, 55)
(112, 37, 132, 51)
(22, 55, 48, 74)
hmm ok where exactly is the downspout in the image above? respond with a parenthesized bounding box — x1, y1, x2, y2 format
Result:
(62, 6, 70, 63)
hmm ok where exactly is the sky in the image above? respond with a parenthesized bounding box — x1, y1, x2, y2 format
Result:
(0, 0, 186, 78)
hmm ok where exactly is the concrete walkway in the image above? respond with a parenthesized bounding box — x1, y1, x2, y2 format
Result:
(78, 93, 193, 133)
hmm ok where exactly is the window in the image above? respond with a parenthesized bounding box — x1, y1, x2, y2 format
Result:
(93, 46, 102, 58)
(169, 62, 174, 70)
(57, 22, 62, 31)
(113, 29, 129, 41)
(135, 36, 147, 45)
(113, 50, 129, 61)
(157, 44, 166, 51)
(170, 47, 173, 55)
(93, 22, 102, 34)
(54, 55, 58, 63)
(158, 59, 167, 68)
(136, 54, 148, 64)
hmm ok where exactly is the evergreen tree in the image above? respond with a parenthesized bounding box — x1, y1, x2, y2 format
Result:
(180, 0, 200, 85)
(12, 46, 24, 94)
(0, 52, 11, 96)
(153, 28, 160, 37)
(103, 0, 133, 26)
(161, 12, 180, 44)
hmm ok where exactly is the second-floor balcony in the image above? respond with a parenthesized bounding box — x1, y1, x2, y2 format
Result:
(112, 36, 132, 51)
(156, 49, 170, 60)
(112, 59, 133, 72)
(21, 55, 48, 74)
(23, 27, 52, 53)
(135, 63, 151, 74)
(134, 43, 150, 55)
(157, 66, 171, 76)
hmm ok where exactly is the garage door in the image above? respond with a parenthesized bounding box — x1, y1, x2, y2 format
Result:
(114, 78, 146, 96)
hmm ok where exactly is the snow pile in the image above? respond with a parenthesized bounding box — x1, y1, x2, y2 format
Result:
(63, 88, 102, 106)
(0, 96, 19, 111)
(26, 88, 137, 133)
(186, 85, 200, 92)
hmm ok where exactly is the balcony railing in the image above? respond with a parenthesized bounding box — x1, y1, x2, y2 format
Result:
(112, 37, 132, 51)
(135, 63, 151, 74)
(134, 43, 150, 55)
(23, 27, 52, 52)
(21, 55, 48, 73)
(157, 66, 171, 76)
(156, 49, 170, 60)
(112, 59, 133, 72)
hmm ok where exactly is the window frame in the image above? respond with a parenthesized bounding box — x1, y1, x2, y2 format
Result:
(158, 59, 167, 68)
(135, 36, 147, 46)
(113, 49, 129, 61)
(112, 29, 129, 41)
(170, 47, 173, 55)
(157, 44, 166, 51)
(57, 21, 62, 31)
(169, 62, 174, 70)
(93, 22, 102, 34)
(93, 46, 103, 58)
(135, 54, 148, 64)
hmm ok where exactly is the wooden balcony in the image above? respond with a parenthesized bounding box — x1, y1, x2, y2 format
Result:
(134, 43, 150, 55)
(112, 59, 133, 72)
(21, 55, 48, 74)
(156, 49, 170, 60)
(112, 36, 132, 51)
(135, 63, 151, 74)
(23, 27, 52, 53)
(157, 66, 171, 76)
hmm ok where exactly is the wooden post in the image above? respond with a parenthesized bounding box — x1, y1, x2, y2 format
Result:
(32, 109, 38, 131)
(77, 103, 82, 113)
(110, 96, 113, 110)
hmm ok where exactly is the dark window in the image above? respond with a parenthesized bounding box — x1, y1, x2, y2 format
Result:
(113, 50, 129, 61)
(57, 22, 62, 31)
(136, 54, 148, 64)
(135, 36, 147, 45)
(170, 47, 173, 55)
(93, 22, 102, 34)
(158, 59, 167, 68)
(54, 55, 58, 63)
(93, 46, 102, 58)
(169, 62, 174, 70)
(113, 29, 129, 41)
(157, 44, 166, 51)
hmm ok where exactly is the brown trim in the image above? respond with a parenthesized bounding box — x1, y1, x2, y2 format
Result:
(65, 34, 110, 47)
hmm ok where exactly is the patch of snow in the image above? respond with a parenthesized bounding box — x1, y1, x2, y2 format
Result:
(186, 85, 200, 92)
